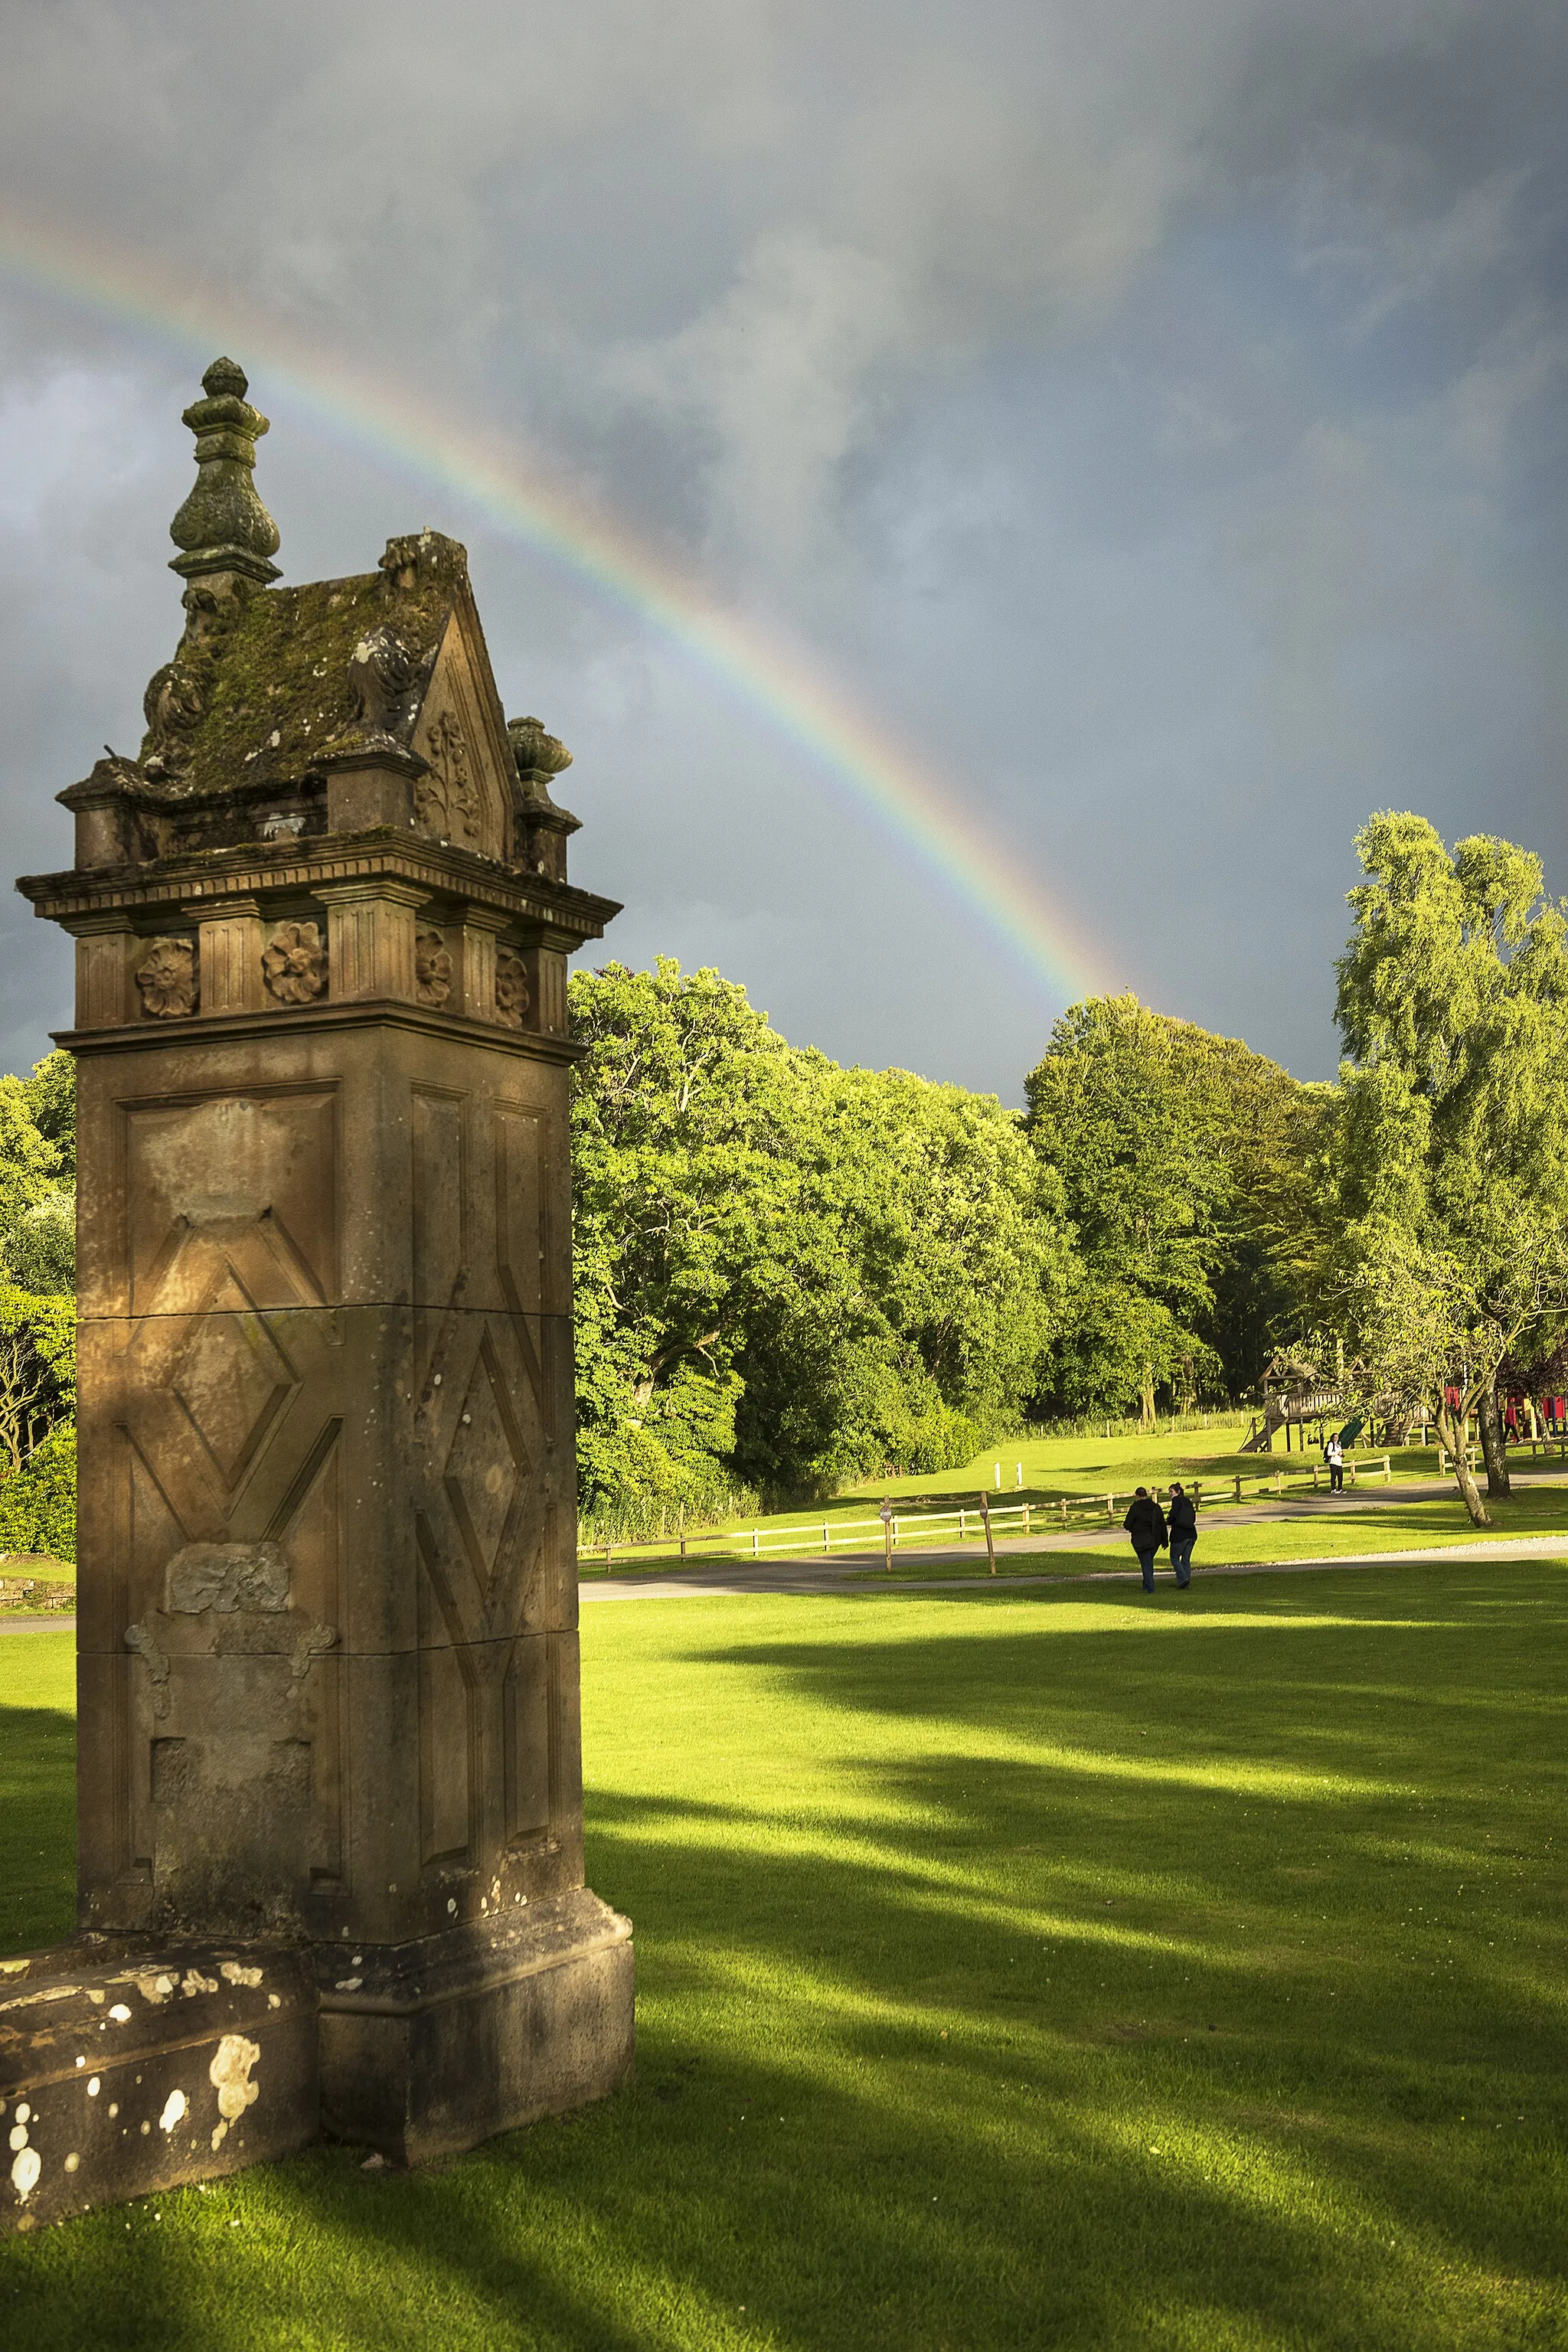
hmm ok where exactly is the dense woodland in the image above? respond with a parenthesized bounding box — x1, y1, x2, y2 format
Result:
(3, 811, 1567, 1549)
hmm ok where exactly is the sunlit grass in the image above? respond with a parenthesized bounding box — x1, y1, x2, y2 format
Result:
(1, 1564, 1564, 2349)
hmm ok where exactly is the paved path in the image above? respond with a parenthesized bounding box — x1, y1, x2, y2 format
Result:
(0, 1615, 74, 1636)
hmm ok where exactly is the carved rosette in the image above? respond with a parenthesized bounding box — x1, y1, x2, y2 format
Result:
(494, 946, 530, 1028)
(135, 937, 198, 1020)
(262, 920, 328, 1005)
(414, 710, 479, 845)
(415, 927, 452, 1009)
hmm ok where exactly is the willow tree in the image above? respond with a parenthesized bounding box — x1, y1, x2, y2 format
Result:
(1334, 813, 1568, 1521)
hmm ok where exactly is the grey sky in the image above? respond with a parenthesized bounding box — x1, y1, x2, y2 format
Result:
(1, 1, 1563, 1099)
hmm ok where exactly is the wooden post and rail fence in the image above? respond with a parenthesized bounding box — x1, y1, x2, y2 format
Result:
(573, 1447, 1478, 1570)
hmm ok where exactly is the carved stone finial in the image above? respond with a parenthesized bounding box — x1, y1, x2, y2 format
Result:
(506, 716, 572, 786)
(168, 357, 282, 587)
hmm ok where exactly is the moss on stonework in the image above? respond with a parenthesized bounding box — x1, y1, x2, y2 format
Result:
(137, 537, 470, 801)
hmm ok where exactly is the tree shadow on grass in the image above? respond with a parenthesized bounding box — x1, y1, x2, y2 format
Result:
(0, 1699, 76, 1954)
(2, 1573, 1565, 2349)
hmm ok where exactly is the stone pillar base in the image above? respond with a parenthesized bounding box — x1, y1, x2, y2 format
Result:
(0, 1936, 318, 2232)
(316, 1887, 634, 2166)
(0, 1893, 632, 2226)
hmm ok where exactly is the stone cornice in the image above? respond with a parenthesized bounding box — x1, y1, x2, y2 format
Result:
(15, 825, 620, 942)
(50, 993, 588, 1063)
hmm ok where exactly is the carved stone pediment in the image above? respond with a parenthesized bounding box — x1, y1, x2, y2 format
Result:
(409, 611, 513, 861)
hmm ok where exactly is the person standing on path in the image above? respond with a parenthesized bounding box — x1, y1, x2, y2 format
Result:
(1166, 1481, 1197, 1588)
(1122, 1486, 1168, 1592)
(1325, 1432, 1344, 1493)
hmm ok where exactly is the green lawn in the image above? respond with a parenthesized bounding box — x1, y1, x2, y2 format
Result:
(2, 1566, 1564, 2349)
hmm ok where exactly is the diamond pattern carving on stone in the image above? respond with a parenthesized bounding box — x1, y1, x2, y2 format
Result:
(168, 1263, 301, 1494)
(413, 1309, 555, 1649)
(443, 1328, 531, 1598)
(126, 1090, 338, 1319)
(124, 1216, 329, 1543)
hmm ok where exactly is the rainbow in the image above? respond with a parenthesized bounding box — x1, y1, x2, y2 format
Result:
(0, 206, 1114, 1011)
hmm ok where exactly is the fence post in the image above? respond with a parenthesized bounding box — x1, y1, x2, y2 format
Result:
(681, 1531, 688, 1560)
(752, 1529, 759, 1557)
(1060, 1498, 1067, 1526)
(1383, 1454, 1391, 1483)
(980, 1490, 997, 1575)
(1106, 1493, 1115, 1524)
(606, 1544, 612, 1573)
(1024, 1504, 1031, 1537)
(823, 1521, 830, 1554)
(1275, 1470, 1282, 1495)
(959, 1508, 966, 1540)
(1233, 1474, 1241, 1503)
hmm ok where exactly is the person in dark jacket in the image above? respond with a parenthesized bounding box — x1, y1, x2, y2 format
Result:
(1122, 1486, 1168, 1592)
(1167, 1481, 1197, 1589)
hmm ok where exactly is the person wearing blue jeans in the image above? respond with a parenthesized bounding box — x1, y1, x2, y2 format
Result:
(1166, 1481, 1197, 1589)
(1122, 1486, 1168, 1592)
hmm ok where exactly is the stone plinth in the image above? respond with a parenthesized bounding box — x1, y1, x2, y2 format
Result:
(5, 361, 631, 2230)
(0, 1939, 317, 2230)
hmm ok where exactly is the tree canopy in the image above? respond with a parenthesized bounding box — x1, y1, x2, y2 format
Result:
(570, 960, 1069, 1511)
(1332, 814, 1568, 1517)
(0, 1050, 75, 1296)
(1023, 995, 1330, 1421)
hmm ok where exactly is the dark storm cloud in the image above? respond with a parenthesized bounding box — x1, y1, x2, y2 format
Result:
(0, 2, 1564, 1093)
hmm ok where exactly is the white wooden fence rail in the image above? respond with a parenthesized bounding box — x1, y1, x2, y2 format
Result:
(577, 1452, 1436, 1564)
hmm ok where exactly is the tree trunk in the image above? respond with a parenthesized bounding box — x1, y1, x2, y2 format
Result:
(1476, 1385, 1511, 1498)
(1436, 1402, 1489, 1526)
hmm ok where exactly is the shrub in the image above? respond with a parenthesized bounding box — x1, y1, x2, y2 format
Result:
(0, 1423, 77, 1562)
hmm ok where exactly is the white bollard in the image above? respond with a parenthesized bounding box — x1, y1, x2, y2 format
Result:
(994, 1462, 1001, 1489)
(1016, 1462, 1023, 1488)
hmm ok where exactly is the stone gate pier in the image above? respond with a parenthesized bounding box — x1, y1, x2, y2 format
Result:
(2, 361, 632, 2229)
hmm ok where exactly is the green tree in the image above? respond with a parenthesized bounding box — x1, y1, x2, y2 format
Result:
(1332, 813, 1568, 1521)
(570, 960, 1068, 1510)
(0, 1422, 75, 1562)
(24, 1050, 75, 1177)
(1024, 995, 1328, 1419)
(0, 1054, 74, 1295)
(0, 1285, 75, 1474)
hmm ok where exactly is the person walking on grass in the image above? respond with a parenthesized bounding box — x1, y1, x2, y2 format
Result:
(1167, 1481, 1197, 1589)
(1123, 1485, 1168, 1592)
(1325, 1431, 1344, 1494)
